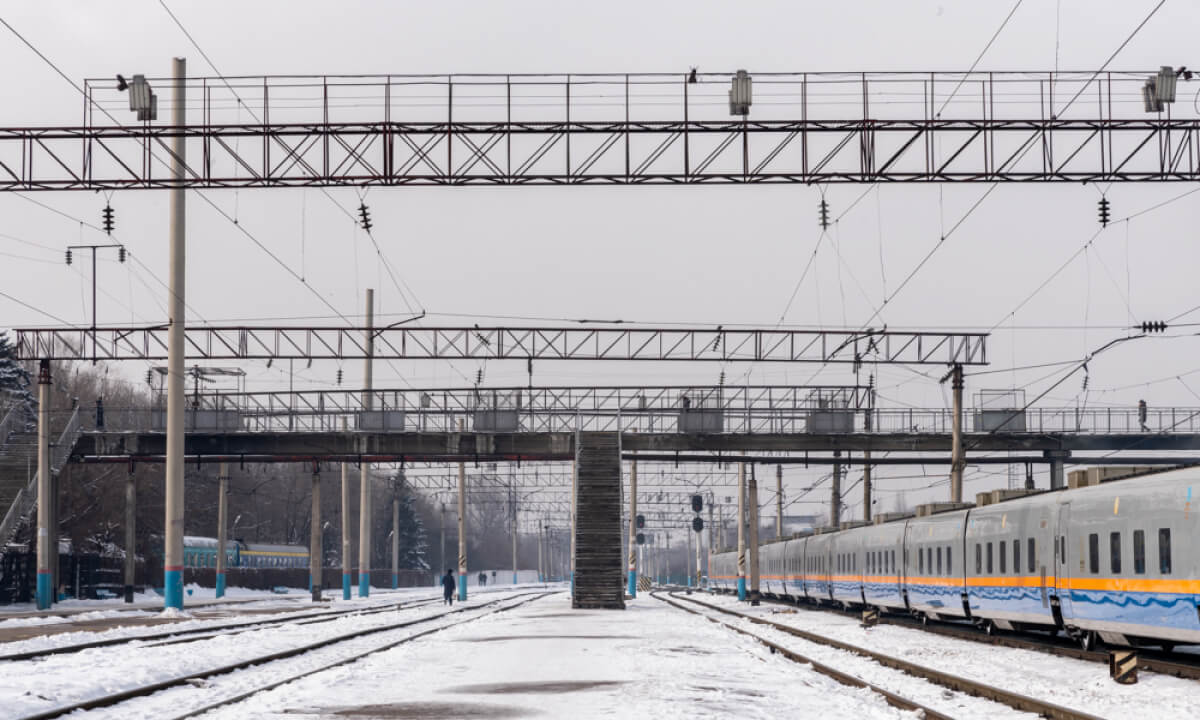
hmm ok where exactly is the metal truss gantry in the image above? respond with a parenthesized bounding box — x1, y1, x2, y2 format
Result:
(14, 325, 986, 365)
(3, 70, 1197, 189)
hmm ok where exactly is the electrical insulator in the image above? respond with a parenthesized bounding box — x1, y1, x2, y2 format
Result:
(65, 249, 72, 265)
(692, 517, 704, 533)
(691, 494, 703, 513)
(476, 369, 483, 385)
(336, 368, 343, 385)
(819, 198, 831, 230)
(636, 514, 645, 529)
(102, 204, 115, 235)
(1140, 321, 1167, 333)
(1098, 197, 1111, 227)
(118, 246, 127, 263)
(145, 369, 153, 385)
(718, 370, 725, 386)
(357, 203, 373, 233)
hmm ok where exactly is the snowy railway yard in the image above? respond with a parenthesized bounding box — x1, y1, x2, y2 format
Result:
(3, 584, 1197, 719)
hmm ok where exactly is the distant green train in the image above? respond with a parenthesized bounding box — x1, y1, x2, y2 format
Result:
(183, 535, 309, 569)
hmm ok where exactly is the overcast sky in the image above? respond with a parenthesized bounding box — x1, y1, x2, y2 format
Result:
(2, 1, 1198, 517)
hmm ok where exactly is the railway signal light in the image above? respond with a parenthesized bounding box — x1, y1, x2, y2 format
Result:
(1140, 321, 1167, 333)
(691, 495, 703, 513)
(636, 514, 645, 529)
(636, 532, 645, 545)
(357, 203, 373, 232)
(819, 198, 831, 230)
(1098, 197, 1111, 227)
(692, 517, 704, 532)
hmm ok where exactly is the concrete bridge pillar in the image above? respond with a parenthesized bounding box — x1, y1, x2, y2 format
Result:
(572, 432, 624, 609)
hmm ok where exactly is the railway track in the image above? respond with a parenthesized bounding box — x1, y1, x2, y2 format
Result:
(723, 587, 1200, 682)
(658, 590, 1103, 720)
(15, 590, 555, 720)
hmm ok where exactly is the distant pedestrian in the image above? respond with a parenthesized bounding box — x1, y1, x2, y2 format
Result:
(441, 569, 455, 605)
(1138, 399, 1149, 432)
(491, 570, 497, 584)
(478, 571, 487, 587)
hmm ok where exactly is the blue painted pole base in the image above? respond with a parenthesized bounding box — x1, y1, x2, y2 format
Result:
(359, 573, 370, 598)
(215, 572, 226, 599)
(164, 569, 184, 609)
(687, 575, 693, 588)
(36, 571, 52, 610)
(342, 573, 351, 600)
(392, 573, 398, 590)
(458, 574, 467, 601)
(737, 576, 747, 601)
(512, 571, 518, 585)
(627, 570, 637, 598)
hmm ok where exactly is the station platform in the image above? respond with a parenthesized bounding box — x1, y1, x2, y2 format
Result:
(221, 590, 912, 719)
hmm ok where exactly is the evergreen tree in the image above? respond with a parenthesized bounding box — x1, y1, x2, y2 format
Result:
(395, 491, 429, 570)
(0, 331, 34, 428)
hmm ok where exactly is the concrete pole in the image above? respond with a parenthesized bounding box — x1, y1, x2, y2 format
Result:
(310, 463, 322, 601)
(666, 531, 671, 585)
(626, 455, 638, 597)
(695, 522, 702, 587)
(537, 522, 544, 582)
(831, 451, 842, 528)
(570, 459, 577, 593)
(340, 419, 352, 600)
(163, 56, 187, 611)
(706, 502, 714, 586)
(736, 462, 747, 601)
(748, 464, 761, 605)
(685, 523, 692, 588)
(863, 405, 873, 523)
(950, 364, 965, 504)
(215, 462, 228, 599)
(776, 464, 783, 539)
(456, 426, 467, 600)
(391, 495, 399, 590)
(124, 466, 136, 603)
(36, 360, 52, 609)
(510, 494, 517, 585)
(439, 502, 446, 584)
(358, 288, 375, 598)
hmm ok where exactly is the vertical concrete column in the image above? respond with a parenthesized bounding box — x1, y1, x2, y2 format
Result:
(310, 463, 323, 601)
(736, 462, 746, 601)
(831, 451, 842, 528)
(215, 462, 228, 599)
(359, 288, 374, 598)
(510, 495, 517, 585)
(163, 56, 187, 611)
(863, 404, 873, 523)
(340, 419, 351, 600)
(124, 466, 136, 603)
(537, 521, 544, 582)
(391, 495, 399, 590)
(950, 363, 965, 504)
(626, 454, 638, 597)
(1046, 450, 1070, 489)
(706, 502, 714, 586)
(748, 465, 762, 605)
(570, 460, 577, 593)
(457, 432, 467, 601)
(439, 502, 446, 585)
(665, 531, 671, 585)
(776, 464, 783, 539)
(685, 523, 692, 587)
(36, 360, 52, 609)
(694, 521, 702, 587)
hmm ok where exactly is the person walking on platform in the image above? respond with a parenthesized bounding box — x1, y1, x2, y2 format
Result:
(1138, 399, 1149, 431)
(442, 569, 456, 606)
(479, 571, 487, 587)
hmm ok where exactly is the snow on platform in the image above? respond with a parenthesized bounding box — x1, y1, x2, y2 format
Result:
(198, 591, 930, 719)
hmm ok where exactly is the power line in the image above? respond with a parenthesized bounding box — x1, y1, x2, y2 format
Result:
(935, 0, 1025, 117)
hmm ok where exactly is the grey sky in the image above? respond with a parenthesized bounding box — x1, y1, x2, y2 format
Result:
(1, 0, 1197, 517)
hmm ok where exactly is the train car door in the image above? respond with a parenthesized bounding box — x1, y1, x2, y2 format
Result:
(1054, 503, 1074, 621)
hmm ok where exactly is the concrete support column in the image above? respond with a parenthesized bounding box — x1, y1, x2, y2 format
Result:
(215, 462, 228, 599)
(626, 455, 638, 597)
(510, 493, 517, 585)
(457, 446, 467, 601)
(950, 363, 965, 504)
(736, 462, 746, 601)
(1046, 450, 1070, 489)
(706, 502, 714, 586)
(685, 523, 692, 588)
(163, 56, 187, 611)
(537, 521, 544, 582)
(358, 288, 374, 598)
(775, 464, 783, 539)
(310, 463, 323, 601)
(694, 521, 702, 587)
(665, 531, 671, 585)
(570, 460, 577, 593)
(391, 495, 399, 590)
(831, 450, 842, 528)
(748, 464, 761, 605)
(340, 420, 352, 600)
(124, 466, 136, 603)
(36, 360, 52, 609)
(863, 405, 873, 523)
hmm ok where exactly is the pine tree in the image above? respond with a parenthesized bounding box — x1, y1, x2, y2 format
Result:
(0, 331, 35, 429)
(395, 492, 429, 570)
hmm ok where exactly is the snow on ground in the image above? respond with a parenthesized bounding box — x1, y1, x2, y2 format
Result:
(2, 587, 539, 719)
(164, 590, 942, 720)
(702, 592, 1199, 720)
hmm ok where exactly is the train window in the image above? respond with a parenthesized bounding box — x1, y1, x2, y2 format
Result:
(946, 546, 952, 575)
(1133, 530, 1146, 574)
(1088, 533, 1099, 574)
(1028, 538, 1036, 573)
(936, 547, 943, 575)
(1060, 535, 1066, 564)
(1011, 540, 1018, 575)
(890, 551, 895, 574)
(1110, 532, 1122, 574)
(975, 544, 982, 574)
(999, 541, 1007, 574)
(986, 543, 993, 574)
(1158, 528, 1172, 575)
(919, 547, 924, 574)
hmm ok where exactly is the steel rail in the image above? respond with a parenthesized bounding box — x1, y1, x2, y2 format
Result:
(667, 591, 1105, 720)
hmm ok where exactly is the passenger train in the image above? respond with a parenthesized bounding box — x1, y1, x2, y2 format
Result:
(182, 536, 309, 569)
(711, 467, 1200, 650)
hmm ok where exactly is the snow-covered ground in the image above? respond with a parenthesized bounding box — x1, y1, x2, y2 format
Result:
(700, 592, 1199, 720)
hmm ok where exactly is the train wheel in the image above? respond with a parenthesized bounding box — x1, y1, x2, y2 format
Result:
(1079, 631, 1098, 652)
(983, 620, 996, 636)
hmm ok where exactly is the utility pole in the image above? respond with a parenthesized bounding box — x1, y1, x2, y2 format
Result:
(216, 462, 228, 599)
(748, 464, 761, 606)
(124, 465, 136, 603)
(456, 422, 467, 601)
(665, 531, 671, 585)
(864, 395, 874, 522)
(570, 460, 577, 592)
(694, 517, 702, 587)
(391, 492, 400, 590)
(776, 464, 783, 539)
(35, 360, 52, 610)
(950, 363, 965, 504)
(163, 57, 187, 611)
(706, 500, 714, 586)
(310, 462, 322, 601)
(340, 418, 351, 600)
(626, 454, 638, 597)
(537, 521, 544, 582)
(358, 289, 374, 597)
(510, 491, 517, 585)
(64, 243, 125, 365)
(831, 450, 842, 528)
(439, 502, 446, 584)
(736, 462, 746, 601)
(685, 522, 692, 588)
